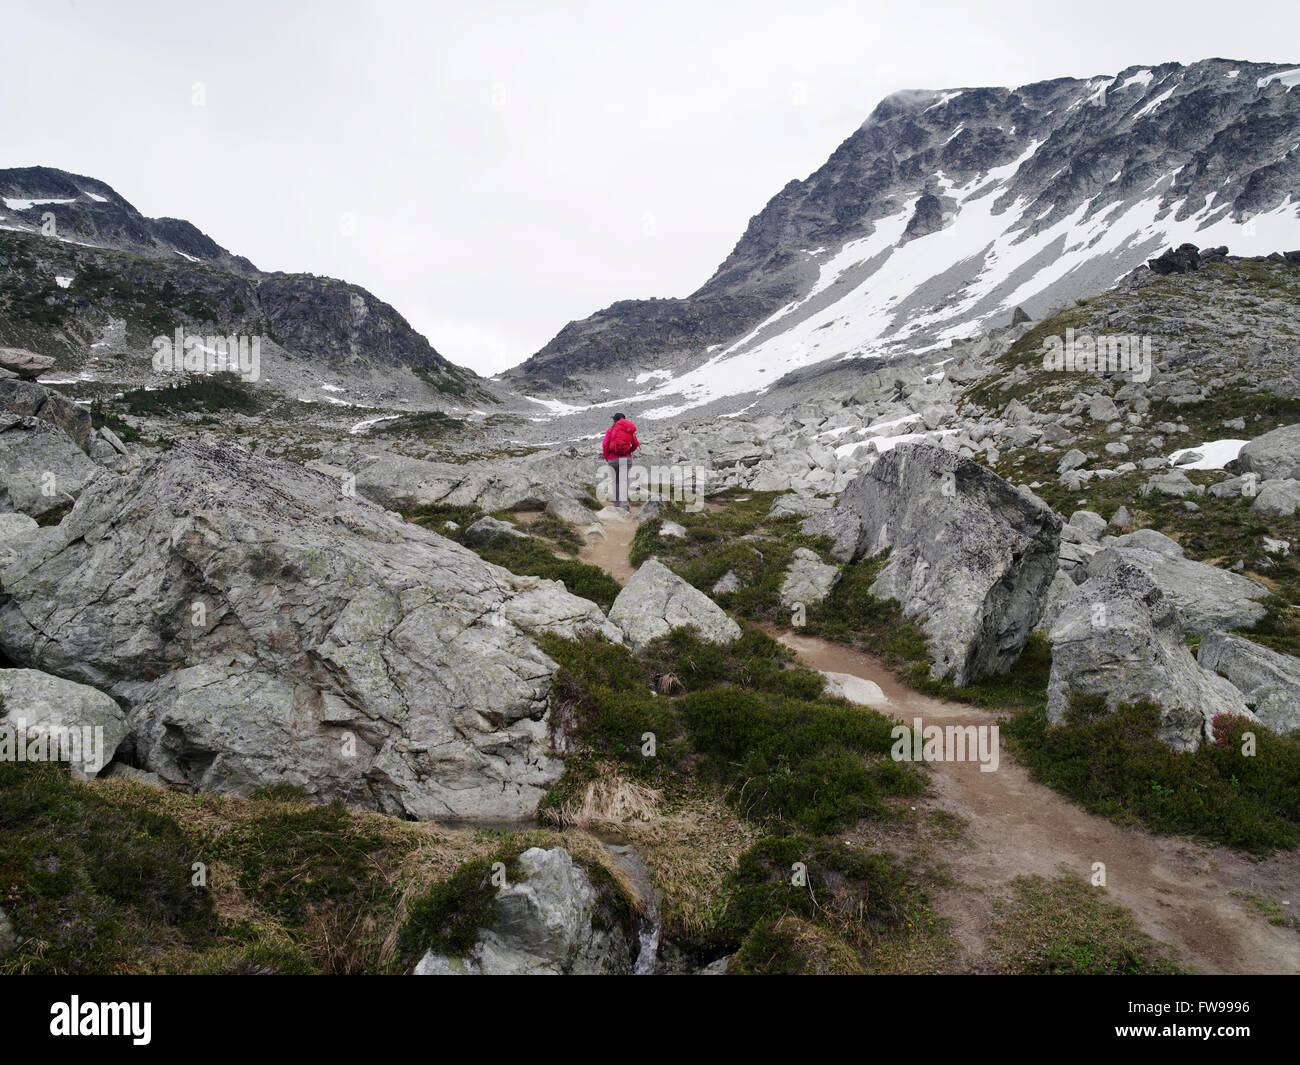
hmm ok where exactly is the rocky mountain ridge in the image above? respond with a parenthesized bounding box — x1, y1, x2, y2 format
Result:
(506, 58, 1300, 420)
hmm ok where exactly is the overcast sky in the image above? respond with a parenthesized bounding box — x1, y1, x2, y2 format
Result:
(4, 1, 1297, 374)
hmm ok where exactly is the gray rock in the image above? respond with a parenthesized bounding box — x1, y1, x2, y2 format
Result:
(545, 496, 598, 525)
(659, 521, 687, 539)
(832, 443, 1061, 685)
(778, 547, 841, 609)
(1238, 423, 1300, 482)
(1250, 479, 1300, 518)
(0, 414, 102, 519)
(801, 505, 866, 564)
(1058, 449, 1088, 473)
(0, 905, 14, 956)
(1046, 559, 1254, 751)
(1087, 532, 1267, 636)
(99, 424, 131, 456)
(609, 560, 741, 650)
(768, 493, 832, 519)
(0, 441, 621, 822)
(413, 847, 635, 975)
(820, 671, 888, 706)
(1109, 505, 1132, 527)
(1069, 510, 1108, 540)
(1034, 570, 1080, 634)
(1142, 469, 1204, 498)
(463, 515, 526, 546)
(0, 668, 129, 775)
(711, 570, 740, 596)
(0, 347, 55, 381)
(1089, 395, 1120, 422)
(1197, 632, 1300, 735)
(0, 379, 92, 452)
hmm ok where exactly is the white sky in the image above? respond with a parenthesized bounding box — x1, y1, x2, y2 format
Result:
(3, 0, 1297, 374)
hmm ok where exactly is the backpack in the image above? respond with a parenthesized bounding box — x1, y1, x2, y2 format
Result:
(608, 420, 636, 457)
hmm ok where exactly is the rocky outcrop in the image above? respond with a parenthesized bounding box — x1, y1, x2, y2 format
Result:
(608, 560, 741, 650)
(1197, 632, 1300, 735)
(320, 448, 593, 514)
(0, 441, 621, 821)
(1046, 558, 1254, 751)
(1087, 529, 1268, 636)
(0, 413, 102, 518)
(826, 443, 1061, 685)
(413, 847, 636, 975)
(0, 379, 93, 452)
(0, 348, 55, 381)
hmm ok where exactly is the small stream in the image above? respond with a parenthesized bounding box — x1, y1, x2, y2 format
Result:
(601, 841, 663, 975)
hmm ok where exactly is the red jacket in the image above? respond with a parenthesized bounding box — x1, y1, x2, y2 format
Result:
(602, 418, 640, 460)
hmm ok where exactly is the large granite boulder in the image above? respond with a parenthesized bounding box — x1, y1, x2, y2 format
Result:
(0, 668, 130, 776)
(1197, 632, 1300, 735)
(413, 847, 636, 975)
(0, 441, 621, 821)
(1237, 423, 1300, 482)
(0, 414, 102, 519)
(0, 379, 92, 453)
(1087, 529, 1267, 636)
(609, 560, 741, 650)
(820, 443, 1061, 685)
(1046, 558, 1254, 751)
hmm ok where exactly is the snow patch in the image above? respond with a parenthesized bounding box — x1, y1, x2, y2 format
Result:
(1169, 439, 1248, 470)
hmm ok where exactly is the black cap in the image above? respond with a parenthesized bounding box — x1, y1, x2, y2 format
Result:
(613, 412, 625, 422)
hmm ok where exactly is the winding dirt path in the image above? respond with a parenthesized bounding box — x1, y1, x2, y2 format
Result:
(571, 505, 1300, 974)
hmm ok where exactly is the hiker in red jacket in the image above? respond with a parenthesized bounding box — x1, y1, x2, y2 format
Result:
(602, 412, 640, 511)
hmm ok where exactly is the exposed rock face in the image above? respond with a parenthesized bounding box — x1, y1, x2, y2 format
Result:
(779, 548, 841, 609)
(1033, 570, 1080, 635)
(1046, 558, 1254, 751)
(0, 348, 55, 381)
(608, 560, 742, 650)
(322, 448, 592, 514)
(0, 441, 621, 821)
(0, 668, 130, 776)
(1237, 423, 1300, 481)
(0, 379, 93, 452)
(1087, 530, 1268, 636)
(1198, 632, 1300, 735)
(413, 847, 635, 975)
(0, 414, 102, 518)
(830, 443, 1061, 685)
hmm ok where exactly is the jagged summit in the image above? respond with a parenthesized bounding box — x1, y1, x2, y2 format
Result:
(506, 58, 1300, 417)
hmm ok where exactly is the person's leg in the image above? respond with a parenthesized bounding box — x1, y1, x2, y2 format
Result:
(606, 459, 621, 509)
(617, 457, 630, 510)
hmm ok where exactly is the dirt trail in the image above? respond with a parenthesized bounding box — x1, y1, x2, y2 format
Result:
(571, 506, 1300, 974)
(578, 509, 640, 585)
